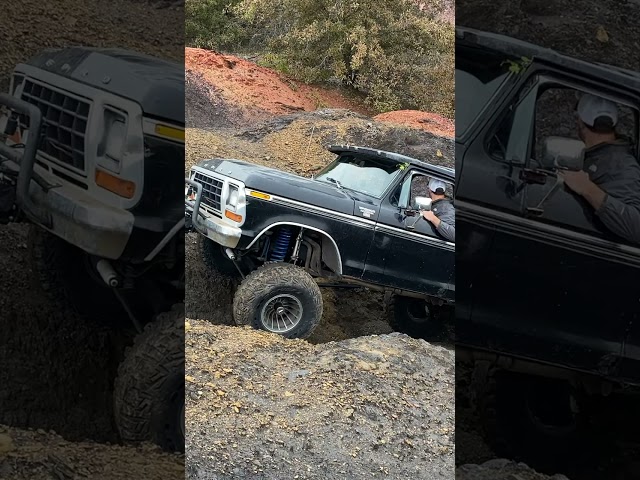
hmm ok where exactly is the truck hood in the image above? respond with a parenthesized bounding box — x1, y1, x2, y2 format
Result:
(19, 48, 184, 123)
(197, 158, 361, 216)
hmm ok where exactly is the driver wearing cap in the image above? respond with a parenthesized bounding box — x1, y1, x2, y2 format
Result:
(560, 93, 640, 244)
(422, 178, 455, 242)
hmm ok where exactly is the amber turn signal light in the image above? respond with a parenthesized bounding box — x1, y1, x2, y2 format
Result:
(95, 169, 136, 199)
(249, 190, 271, 200)
(225, 210, 243, 222)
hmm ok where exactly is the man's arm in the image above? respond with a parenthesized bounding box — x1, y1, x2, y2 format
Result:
(436, 221, 455, 242)
(422, 209, 455, 242)
(562, 170, 640, 245)
(595, 195, 640, 245)
(578, 181, 607, 211)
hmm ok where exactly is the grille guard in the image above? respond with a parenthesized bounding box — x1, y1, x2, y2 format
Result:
(184, 176, 241, 248)
(0, 93, 53, 226)
(184, 177, 204, 232)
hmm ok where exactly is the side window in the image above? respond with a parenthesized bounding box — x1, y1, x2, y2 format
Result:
(533, 87, 638, 163)
(388, 170, 454, 240)
(390, 171, 454, 209)
(489, 77, 640, 243)
(410, 174, 430, 207)
(409, 174, 453, 207)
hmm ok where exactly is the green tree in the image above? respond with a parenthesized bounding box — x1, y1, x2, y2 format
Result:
(186, 0, 248, 50)
(238, 0, 453, 117)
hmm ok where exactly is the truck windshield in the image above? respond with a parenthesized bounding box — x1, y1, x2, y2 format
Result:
(315, 154, 403, 198)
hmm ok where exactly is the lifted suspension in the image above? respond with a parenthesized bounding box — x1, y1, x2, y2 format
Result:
(270, 226, 293, 262)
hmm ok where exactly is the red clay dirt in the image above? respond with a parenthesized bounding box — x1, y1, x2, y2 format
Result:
(186, 47, 453, 137)
(374, 110, 455, 138)
(185, 47, 371, 117)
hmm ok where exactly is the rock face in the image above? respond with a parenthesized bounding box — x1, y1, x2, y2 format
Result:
(185, 321, 454, 480)
(457, 459, 571, 480)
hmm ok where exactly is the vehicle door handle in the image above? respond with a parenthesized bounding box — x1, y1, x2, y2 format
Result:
(520, 168, 548, 185)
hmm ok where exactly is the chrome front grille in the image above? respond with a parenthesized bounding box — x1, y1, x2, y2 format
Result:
(20, 79, 90, 172)
(192, 172, 223, 213)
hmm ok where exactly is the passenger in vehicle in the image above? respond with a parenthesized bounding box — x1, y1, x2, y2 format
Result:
(422, 178, 455, 242)
(560, 94, 640, 245)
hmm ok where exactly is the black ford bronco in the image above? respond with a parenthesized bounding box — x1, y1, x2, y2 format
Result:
(0, 48, 185, 451)
(456, 27, 640, 469)
(186, 145, 455, 339)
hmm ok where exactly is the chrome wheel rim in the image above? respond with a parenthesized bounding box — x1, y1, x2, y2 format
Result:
(260, 294, 303, 333)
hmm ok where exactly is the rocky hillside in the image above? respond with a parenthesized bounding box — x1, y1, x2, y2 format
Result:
(186, 321, 454, 480)
(0, 426, 184, 480)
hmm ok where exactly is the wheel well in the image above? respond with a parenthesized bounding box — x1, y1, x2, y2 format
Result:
(249, 223, 342, 275)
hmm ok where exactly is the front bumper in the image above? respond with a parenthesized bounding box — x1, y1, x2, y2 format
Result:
(28, 177, 134, 258)
(185, 177, 241, 248)
(0, 93, 133, 259)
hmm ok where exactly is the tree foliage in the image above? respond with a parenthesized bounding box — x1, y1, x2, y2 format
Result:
(186, 0, 248, 50)
(186, 0, 454, 118)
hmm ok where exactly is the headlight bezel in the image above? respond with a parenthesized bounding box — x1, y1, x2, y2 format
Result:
(98, 107, 129, 174)
(227, 184, 239, 210)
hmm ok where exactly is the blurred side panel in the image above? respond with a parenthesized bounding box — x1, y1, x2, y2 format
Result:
(455, 1, 640, 479)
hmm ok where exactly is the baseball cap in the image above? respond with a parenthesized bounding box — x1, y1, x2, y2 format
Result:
(428, 178, 446, 194)
(577, 94, 618, 128)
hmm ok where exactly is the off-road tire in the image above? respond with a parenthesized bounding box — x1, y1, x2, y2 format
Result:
(199, 235, 242, 284)
(233, 263, 322, 339)
(386, 295, 447, 340)
(113, 303, 185, 452)
(28, 225, 126, 325)
(476, 369, 601, 472)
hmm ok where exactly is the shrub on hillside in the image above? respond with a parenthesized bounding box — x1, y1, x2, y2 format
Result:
(186, 0, 250, 50)
(186, 0, 454, 118)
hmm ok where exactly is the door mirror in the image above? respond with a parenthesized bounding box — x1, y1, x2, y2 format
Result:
(415, 196, 432, 211)
(541, 136, 585, 171)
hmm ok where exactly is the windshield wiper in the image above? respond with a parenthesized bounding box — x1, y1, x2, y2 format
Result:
(326, 177, 343, 189)
(323, 176, 357, 201)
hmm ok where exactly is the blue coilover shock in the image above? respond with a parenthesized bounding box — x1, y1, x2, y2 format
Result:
(270, 227, 293, 262)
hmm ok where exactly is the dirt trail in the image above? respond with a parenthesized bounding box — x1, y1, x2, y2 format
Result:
(186, 48, 370, 118)
(186, 321, 454, 480)
(0, 426, 184, 480)
(457, 459, 570, 480)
